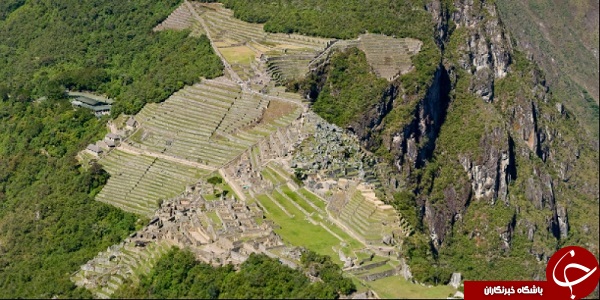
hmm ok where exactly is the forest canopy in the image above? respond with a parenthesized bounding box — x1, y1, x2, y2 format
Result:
(0, 0, 223, 297)
(0, 0, 223, 115)
(115, 248, 355, 299)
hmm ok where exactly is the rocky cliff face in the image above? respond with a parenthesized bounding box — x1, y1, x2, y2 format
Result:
(357, 0, 597, 280)
(384, 66, 451, 171)
(459, 127, 512, 204)
(300, 0, 597, 282)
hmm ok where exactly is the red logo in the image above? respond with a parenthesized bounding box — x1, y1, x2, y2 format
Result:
(546, 246, 599, 300)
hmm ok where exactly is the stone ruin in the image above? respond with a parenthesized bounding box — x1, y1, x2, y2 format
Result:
(73, 186, 289, 298)
(131, 190, 285, 266)
(291, 114, 384, 196)
(221, 111, 309, 196)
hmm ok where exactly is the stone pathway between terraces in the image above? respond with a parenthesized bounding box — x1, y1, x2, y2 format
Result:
(117, 143, 217, 171)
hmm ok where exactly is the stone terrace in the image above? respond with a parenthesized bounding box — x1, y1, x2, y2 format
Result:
(356, 34, 422, 80)
(266, 50, 318, 85)
(190, 2, 331, 51)
(95, 149, 206, 216)
(153, 2, 206, 37)
(129, 77, 301, 168)
(328, 183, 413, 246)
(308, 34, 422, 82)
(72, 241, 171, 299)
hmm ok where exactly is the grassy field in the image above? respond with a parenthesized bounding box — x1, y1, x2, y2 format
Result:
(206, 211, 222, 229)
(299, 188, 328, 210)
(255, 168, 460, 299)
(219, 45, 256, 65)
(367, 276, 456, 299)
(281, 186, 315, 213)
(256, 193, 347, 261)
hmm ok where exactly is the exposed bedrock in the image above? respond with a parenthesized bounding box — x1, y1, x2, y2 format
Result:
(460, 127, 515, 204)
(384, 65, 451, 174)
(429, 0, 512, 102)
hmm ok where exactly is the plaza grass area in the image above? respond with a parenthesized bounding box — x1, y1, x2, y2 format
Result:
(219, 46, 256, 65)
(256, 193, 347, 261)
(299, 188, 327, 210)
(367, 276, 456, 299)
(202, 174, 235, 201)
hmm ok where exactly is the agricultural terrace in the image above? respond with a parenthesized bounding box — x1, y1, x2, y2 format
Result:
(95, 150, 207, 216)
(252, 162, 448, 298)
(187, 1, 332, 83)
(72, 241, 172, 299)
(128, 77, 301, 168)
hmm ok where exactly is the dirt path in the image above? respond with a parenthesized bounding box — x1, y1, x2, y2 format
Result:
(184, 0, 243, 84)
(218, 168, 247, 201)
(117, 143, 217, 172)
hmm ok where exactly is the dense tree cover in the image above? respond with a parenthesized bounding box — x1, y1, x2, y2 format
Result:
(116, 248, 355, 299)
(293, 48, 389, 127)
(0, 98, 139, 298)
(0, 1, 225, 297)
(0, 0, 24, 20)
(0, 0, 223, 115)
(204, 0, 433, 40)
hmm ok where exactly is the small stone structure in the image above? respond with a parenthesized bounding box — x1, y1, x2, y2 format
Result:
(125, 117, 137, 130)
(448, 273, 462, 289)
(104, 133, 121, 148)
(86, 144, 103, 156)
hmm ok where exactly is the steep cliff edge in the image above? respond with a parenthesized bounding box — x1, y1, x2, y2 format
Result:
(496, 0, 599, 138)
(400, 0, 598, 282)
(302, 0, 598, 283)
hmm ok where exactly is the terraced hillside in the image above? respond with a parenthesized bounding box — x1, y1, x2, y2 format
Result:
(254, 163, 366, 260)
(328, 184, 413, 246)
(96, 150, 207, 216)
(75, 1, 433, 298)
(249, 162, 450, 298)
(72, 241, 172, 299)
(356, 34, 422, 80)
(153, 3, 196, 32)
(186, 1, 333, 84)
(266, 50, 319, 85)
(309, 34, 422, 81)
(157, 2, 422, 86)
(191, 2, 331, 51)
(129, 77, 301, 168)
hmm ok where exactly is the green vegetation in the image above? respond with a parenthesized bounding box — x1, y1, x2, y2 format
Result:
(207, 176, 224, 186)
(497, 0, 599, 138)
(0, 0, 24, 20)
(203, 174, 234, 200)
(0, 0, 223, 115)
(307, 48, 390, 127)
(204, 0, 441, 98)
(204, 0, 433, 40)
(367, 275, 456, 299)
(115, 247, 354, 299)
(256, 193, 345, 260)
(0, 99, 139, 298)
(0, 0, 224, 297)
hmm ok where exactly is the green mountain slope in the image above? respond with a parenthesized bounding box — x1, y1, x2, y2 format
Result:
(210, 0, 599, 286)
(0, 0, 222, 114)
(497, 0, 599, 137)
(0, 0, 222, 297)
